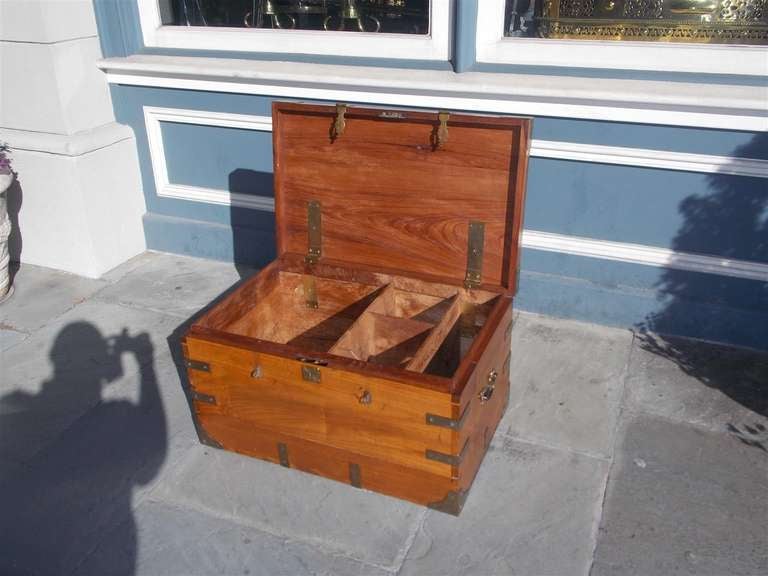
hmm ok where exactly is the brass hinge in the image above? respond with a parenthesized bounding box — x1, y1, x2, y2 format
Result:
(304, 199, 321, 308)
(303, 274, 318, 309)
(464, 221, 485, 289)
(305, 200, 322, 264)
(435, 111, 449, 149)
(331, 103, 347, 141)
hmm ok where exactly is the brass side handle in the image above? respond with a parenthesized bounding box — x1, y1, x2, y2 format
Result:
(479, 369, 498, 403)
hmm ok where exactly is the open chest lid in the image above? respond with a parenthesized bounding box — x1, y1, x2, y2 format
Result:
(272, 102, 532, 293)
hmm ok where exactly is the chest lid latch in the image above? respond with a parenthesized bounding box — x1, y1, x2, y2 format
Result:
(464, 221, 485, 289)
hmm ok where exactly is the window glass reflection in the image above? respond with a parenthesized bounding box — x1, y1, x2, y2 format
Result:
(504, 0, 767, 43)
(160, 0, 430, 34)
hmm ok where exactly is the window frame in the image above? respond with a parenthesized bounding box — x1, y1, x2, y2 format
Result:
(137, 0, 452, 61)
(475, 0, 768, 76)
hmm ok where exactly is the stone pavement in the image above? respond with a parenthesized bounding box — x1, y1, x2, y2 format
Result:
(0, 251, 765, 576)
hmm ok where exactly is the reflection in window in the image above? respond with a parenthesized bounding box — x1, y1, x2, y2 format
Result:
(159, 0, 430, 33)
(504, 0, 767, 43)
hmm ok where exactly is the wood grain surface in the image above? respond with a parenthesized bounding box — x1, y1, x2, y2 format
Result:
(273, 103, 531, 291)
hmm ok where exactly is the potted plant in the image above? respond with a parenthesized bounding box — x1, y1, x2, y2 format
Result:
(0, 143, 14, 302)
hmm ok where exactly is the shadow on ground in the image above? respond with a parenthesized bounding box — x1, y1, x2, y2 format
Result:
(638, 133, 768, 450)
(0, 323, 168, 576)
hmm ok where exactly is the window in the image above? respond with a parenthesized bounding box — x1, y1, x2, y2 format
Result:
(476, 0, 768, 75)
(138, 0, 450, 60)
(159, 0, 429, 34)
(504, 0, 768, 43)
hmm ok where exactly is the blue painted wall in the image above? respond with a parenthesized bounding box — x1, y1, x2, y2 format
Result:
(162, 122, 274, 196)
(108, 84, 768, 349)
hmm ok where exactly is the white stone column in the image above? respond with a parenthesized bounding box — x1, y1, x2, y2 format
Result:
(0, 0, 146, 278)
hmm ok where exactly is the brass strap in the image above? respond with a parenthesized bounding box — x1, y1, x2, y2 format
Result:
(277, 443, 290, 467)
(185, 359, 210, 372)
(425, 438, 470, 467)
(191, 391, 216, 405)
(349, 463, 362, 488)
(425, 403, 472, 431)
(464, 221, 485, 289)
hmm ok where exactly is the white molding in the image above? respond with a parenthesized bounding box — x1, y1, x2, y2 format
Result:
(522, 230, 768, 282)
(531, 140, 768, 178)
(141, 106, 768, 282)
(100, 56, 768, 131)
(143, 106, 275, 211)
(0, 123, 134, 157)
(160, 182, 275, 211)
(476, 0, 768, 76)
(137, 0, 451, 61)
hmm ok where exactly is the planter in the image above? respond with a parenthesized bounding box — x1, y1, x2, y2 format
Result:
(0, 172, 14, 303)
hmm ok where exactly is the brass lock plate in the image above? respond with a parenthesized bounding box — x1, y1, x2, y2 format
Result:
(301, 365, 321, 383)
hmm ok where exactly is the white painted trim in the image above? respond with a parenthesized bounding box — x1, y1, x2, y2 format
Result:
(476, 0, 768, 76)
(142, 106, 768, 281)
(522, 230, 768, 282)
(99, 56, 768, 131)
(0, 123, 134, 157)
(531, 140, 768, 178)
(143, 106, 274, 211)
(137, 0, 451, 61)
(160, 182, 275, 211)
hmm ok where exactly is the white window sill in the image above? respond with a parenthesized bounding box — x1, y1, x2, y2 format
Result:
(97, 54, 768, 130)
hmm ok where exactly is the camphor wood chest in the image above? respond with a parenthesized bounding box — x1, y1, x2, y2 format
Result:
(181, 102, 531, 515)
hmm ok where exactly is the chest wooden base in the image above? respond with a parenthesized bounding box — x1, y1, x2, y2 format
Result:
(183, 257, 513, 515)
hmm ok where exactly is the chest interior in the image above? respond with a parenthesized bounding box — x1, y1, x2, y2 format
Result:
(201, 257, 501, 379)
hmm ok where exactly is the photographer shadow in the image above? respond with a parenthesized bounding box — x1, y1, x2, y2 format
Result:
(0, 322, 167, 576)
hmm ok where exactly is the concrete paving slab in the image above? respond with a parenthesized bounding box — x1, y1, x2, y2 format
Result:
(625, 333, 768, 440)
(398, 436, 609, 576)
(0, 326, 27, 351)
(0, 263, 107, 333)
(592, 413, 768, 576)
(501, 313, 633, 458)
(152, 445, 424, 569)
(95, 251, 250, 318)
(0, 300, 180, 463)
(78, 500, 390, 576)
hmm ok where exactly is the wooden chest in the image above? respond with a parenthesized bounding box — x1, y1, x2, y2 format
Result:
(181, 102, 531, 515)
